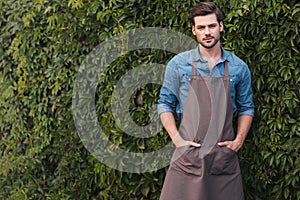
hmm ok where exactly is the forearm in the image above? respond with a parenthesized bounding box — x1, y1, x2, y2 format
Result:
(234, 114, 253, 149)
(218, 114, 253, 151)
(159, 112, 179, 142)
(160, 112, 201, 147)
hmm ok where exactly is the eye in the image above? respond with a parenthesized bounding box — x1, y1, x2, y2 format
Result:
(197, 26, 205, 30)
(209, 24, 217, 28)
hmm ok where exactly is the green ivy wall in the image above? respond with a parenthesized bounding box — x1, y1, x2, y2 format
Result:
(0, 0, 299, 199)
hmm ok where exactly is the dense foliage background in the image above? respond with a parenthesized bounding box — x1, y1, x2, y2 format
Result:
(0, 0, 299, 199)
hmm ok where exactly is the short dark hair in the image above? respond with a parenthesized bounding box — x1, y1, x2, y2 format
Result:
(189, 2, 223, 25)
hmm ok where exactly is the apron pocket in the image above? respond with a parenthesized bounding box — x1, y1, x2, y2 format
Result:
(209, 146, 237, 175)
(171, 146, 202, 176)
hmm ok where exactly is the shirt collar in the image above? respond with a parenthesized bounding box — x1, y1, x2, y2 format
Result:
(191, 45, 230, 63)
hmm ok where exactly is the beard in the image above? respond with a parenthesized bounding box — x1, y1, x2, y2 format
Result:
(198, 34, 220, 49)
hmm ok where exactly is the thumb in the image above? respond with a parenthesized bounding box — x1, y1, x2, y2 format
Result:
(218, 141, 228, 146)
(190, 141, 201, 147)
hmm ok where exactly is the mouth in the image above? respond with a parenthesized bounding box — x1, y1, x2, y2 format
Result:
(203, 37, 214, 42)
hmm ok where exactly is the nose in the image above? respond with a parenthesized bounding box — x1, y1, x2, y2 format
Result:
(204, 27, 210, 35)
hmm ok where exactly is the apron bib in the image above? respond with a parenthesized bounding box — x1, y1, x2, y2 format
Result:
(160, 61, 244, 200)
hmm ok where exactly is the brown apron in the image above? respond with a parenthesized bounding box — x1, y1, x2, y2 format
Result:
(159, 61, 244, 200)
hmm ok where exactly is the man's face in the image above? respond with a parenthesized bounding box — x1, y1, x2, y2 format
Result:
(192, 14, 223, 49)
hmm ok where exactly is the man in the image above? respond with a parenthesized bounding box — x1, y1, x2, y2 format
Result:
(157, 2, 254, 200)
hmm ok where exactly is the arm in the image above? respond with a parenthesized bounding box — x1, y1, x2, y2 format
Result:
(160, 112, 200, 148)
(218, 63, 254, 151)
(158, 58, 200, 148)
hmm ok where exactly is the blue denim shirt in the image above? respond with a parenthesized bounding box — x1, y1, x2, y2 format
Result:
(157, 46, 254, 118)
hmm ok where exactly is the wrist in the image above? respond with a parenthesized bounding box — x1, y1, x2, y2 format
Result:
(233, 138, 244, 149)
(171, 132, 180, 143)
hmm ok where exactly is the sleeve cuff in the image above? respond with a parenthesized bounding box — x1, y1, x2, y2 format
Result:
(157, 104, 174, 116)
(238, 109, 254, 117)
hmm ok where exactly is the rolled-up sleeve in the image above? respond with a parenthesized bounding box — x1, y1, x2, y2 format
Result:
(157, 59, 179, 116)
(157, 87, 177, 115)
(236, 65, 255, 117)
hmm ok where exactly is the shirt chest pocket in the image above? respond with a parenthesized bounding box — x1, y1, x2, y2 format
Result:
(180, 74, 191, 86)
(229, 75, 237, 92)
(182, 74, 191, 82)
(180, 74, 192, 93)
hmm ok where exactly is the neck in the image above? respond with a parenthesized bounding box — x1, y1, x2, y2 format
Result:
(199, 44, 222, 69)
(199, 44, 222, 60)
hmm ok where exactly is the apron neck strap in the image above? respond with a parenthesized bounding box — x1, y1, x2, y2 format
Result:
(192, 62, 197, 76)
(192, 61, 229, 76)
(224, 61, 229, 76)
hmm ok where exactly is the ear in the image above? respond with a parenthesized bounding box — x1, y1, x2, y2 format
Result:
(192, 26, 196, 35)
(220, 21, 224, 32)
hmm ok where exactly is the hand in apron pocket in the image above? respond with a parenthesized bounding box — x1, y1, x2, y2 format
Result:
(172, 146, 202, 176)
